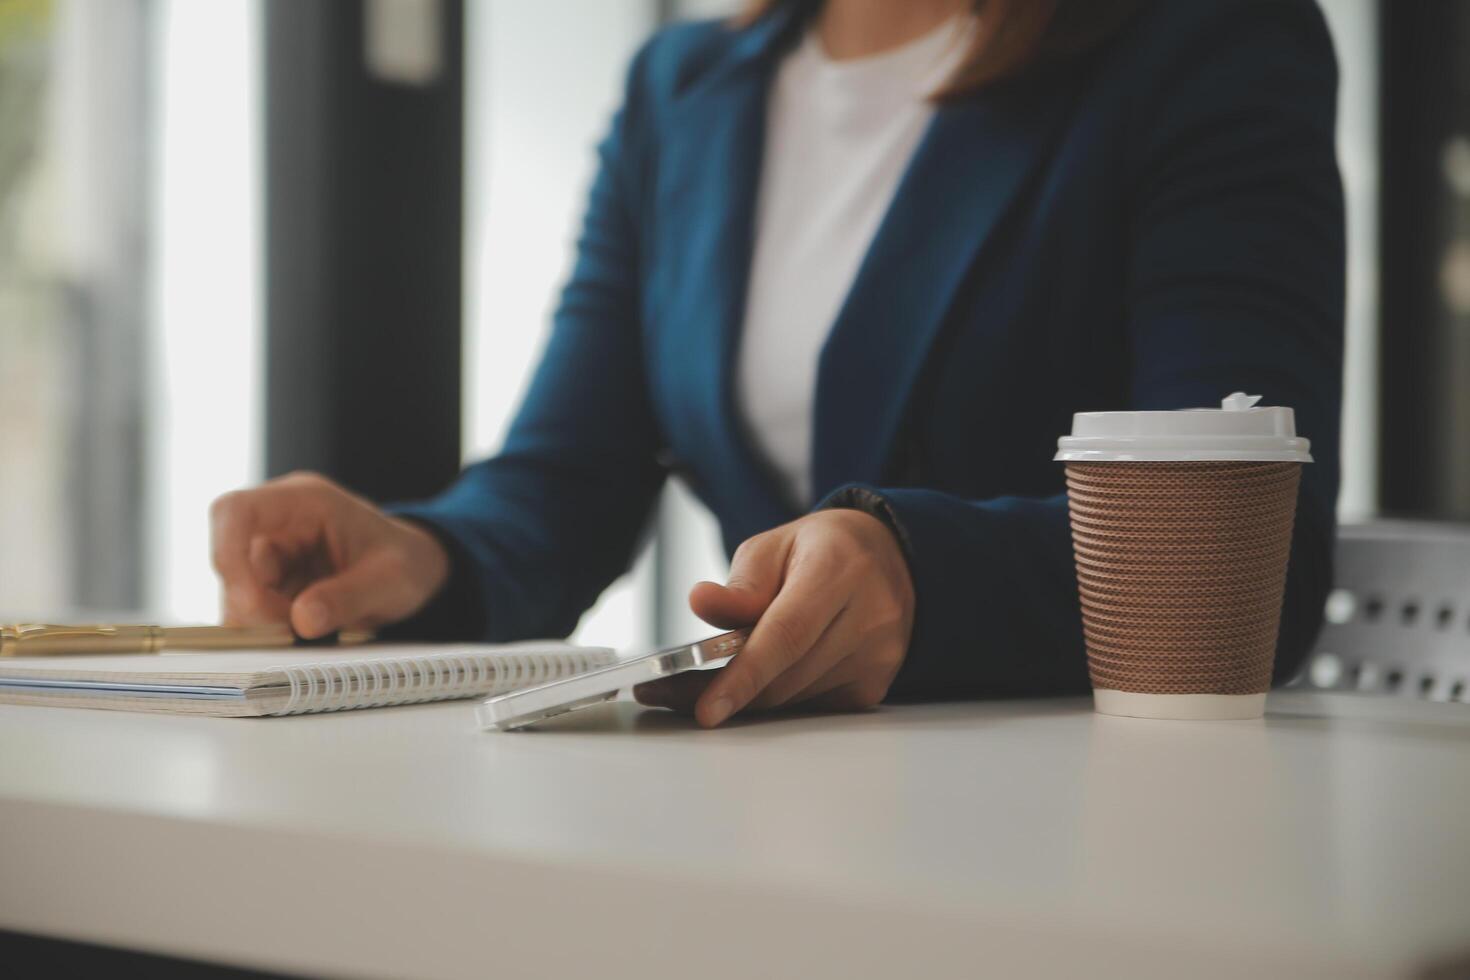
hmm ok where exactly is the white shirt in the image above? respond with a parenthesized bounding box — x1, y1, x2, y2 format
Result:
(736, 17, 974, 507)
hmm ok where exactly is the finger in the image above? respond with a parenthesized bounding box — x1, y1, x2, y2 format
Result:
(746, 608, 854, 711)
(694, 561, 844, 728)
(688, 581, 766, 629)
(211, 491, 269, 614)
(289, 550, 411, 638)
(688, 531, 791, 629)
(634, 671, 715, 711)
(784, 632, 903, 711)
(249, 535, 284, 590)
(274, 541, 337, 599)
(225, 534, 315, 627)
(211, 480, 330, 618)
(221, 581, 293, 627)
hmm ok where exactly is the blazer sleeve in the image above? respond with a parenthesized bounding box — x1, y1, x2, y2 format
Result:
(383, 44, 666, 642)
(823, 2, 1345, 700)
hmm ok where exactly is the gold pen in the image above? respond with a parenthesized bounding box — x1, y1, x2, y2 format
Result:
(0, 623, 374, 658)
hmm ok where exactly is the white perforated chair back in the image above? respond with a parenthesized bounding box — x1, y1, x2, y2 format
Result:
(1294, 521, 1470, 702)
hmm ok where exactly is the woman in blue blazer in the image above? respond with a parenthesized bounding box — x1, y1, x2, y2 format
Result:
(212, 0, 1343, 727)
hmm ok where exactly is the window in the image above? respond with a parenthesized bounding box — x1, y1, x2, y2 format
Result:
(0, 0, 261, 624)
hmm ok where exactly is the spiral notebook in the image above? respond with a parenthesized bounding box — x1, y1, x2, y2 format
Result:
(0, 643, 616, 717)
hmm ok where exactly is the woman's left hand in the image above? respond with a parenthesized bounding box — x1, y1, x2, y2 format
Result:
(634, 509, 915, 727)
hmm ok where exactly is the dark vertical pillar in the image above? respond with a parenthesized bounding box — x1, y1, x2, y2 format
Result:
(264, 0, 464, 503)
(1379, 1, 1470, 517)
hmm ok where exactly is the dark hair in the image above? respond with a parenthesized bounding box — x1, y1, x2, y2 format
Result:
(740, 0, 1148, 99)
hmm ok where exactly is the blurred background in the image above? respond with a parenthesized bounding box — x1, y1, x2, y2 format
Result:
(0, 0, 1441, 651)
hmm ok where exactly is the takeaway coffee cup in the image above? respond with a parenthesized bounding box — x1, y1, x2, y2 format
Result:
(1054, 393, 1312, 720)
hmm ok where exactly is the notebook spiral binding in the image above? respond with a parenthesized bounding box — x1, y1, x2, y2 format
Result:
(270, 649, 610, 716)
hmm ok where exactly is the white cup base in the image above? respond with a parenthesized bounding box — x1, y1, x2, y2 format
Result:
(1093, 689, 1267, 721)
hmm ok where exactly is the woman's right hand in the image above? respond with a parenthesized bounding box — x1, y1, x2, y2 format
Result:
(209, 472, 450, 639)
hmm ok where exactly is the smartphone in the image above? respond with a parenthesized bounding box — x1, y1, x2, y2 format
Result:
(474, 629, 749, 731)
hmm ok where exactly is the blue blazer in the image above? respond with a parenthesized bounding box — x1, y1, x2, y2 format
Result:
(392, 0, 1344, 699)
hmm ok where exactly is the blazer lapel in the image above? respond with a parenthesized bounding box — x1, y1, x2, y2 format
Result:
(652, 7, 810, 534)
(810, 80, 1076, 502)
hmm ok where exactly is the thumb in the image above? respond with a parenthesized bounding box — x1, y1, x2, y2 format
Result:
(689, 533, 788, 629)
(290, 551, 404, 639)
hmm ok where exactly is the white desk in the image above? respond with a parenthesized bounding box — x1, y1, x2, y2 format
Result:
(2, 693, 1469, 979)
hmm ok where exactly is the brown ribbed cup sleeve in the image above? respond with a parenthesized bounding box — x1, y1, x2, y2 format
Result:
(1064, 461, 1302, 696)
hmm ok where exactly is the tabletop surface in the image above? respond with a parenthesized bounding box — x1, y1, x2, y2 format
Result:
(3, 692, 1470, 979)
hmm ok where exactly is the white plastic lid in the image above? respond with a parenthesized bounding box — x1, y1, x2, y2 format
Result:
(1054, 393, 1313, 463)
